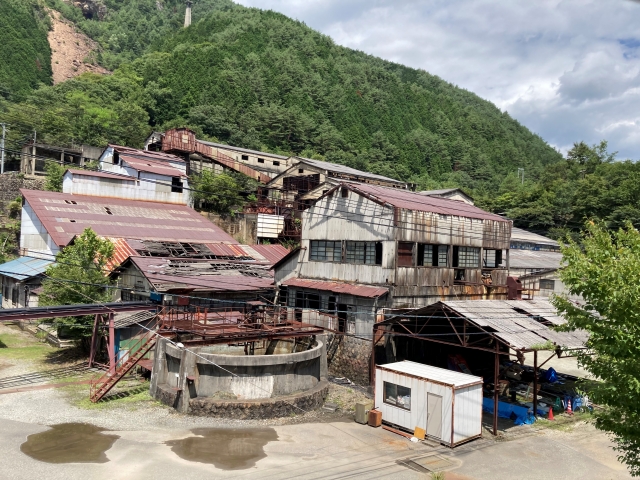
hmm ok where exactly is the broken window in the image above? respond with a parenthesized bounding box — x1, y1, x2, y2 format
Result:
(383, 382, 411, 411)
(345, 241, 382, 265)
(309, 240, 342, 262)
(397, 242, 414, 267)
(453, 246, 480, 268)
(171, 176, 183, 193)
(417, 244, 449, 267)
(482, 249, 504, 268)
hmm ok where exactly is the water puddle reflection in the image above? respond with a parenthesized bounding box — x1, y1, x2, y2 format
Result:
(21, 423, 119, 464)
(165, 428, 278, 470)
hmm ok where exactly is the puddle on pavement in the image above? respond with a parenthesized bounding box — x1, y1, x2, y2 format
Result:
(165, 428, 278, 470)
(20, 423, 119, 464)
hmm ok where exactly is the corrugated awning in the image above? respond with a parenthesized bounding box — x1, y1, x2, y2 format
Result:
(0, 256, 55, 281)
(282, 278, 388, 298)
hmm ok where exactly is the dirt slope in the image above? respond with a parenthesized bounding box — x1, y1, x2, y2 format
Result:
(47, 8, 110, 84)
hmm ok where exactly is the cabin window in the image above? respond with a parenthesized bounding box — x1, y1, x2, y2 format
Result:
(171, 176, 184, 193)
(453, 246, 480, 268)
(383, 382, 411, 411)
(397, 242, 414, 267)
(345, 241, 382, 265)
(540, 279, 555, 290)
(482, 249, 504, 268)
(273, 161, 280, 166)
(258, 158, 265, 163)
(417, 244, 448, 267)
(310, 240, 342, 262)
(241, 155, 249, 161)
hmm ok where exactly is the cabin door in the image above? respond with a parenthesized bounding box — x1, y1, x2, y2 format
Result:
(427, 393, 443, 439)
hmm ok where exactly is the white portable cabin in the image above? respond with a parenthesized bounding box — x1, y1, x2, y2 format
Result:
(375, 361, 483, 447)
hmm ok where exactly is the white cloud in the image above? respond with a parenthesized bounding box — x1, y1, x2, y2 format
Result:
(235, 0, 640, 159)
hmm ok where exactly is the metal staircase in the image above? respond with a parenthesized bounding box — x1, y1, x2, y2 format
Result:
(89, 331, 157, 403)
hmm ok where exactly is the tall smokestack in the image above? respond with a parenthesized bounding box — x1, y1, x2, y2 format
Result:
(184, 0, 192, 28)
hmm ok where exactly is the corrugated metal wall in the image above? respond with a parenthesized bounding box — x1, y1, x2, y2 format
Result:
(453, 384, 483, 444)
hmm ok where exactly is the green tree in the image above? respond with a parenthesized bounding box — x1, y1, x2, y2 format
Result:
(44, 161, 65, 192)
(190, 170, 246, 215)
(39, 228, 115, 341)
(552, 222, 640, 476)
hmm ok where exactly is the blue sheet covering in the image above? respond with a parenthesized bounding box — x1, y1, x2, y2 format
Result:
(483, 398, 534, 425)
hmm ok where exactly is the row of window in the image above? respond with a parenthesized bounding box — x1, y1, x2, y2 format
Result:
(310, 240, 383, 265)
(240, 154, 280, 166)
(309, 240, 505, 269)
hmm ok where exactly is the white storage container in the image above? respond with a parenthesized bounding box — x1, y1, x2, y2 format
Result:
(375, 361, 483, 447)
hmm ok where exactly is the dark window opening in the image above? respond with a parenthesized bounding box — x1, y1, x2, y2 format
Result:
(397, 242, 414, 267)
(383, 382, 411, 410)
(283, 174, 320, 194)
(453, 246, 480, 268)
(70, 219, 76, 223)
(171, 176, 184, 193)
(64, 200, 77, 205)
(241, 155, 249, 161)
(113, 152, 120, 165)
(345, 241, 382, 265)
(273, 161, 280, 166)
(540, 279, 555, 290)
(298, 168, 304, 173)
(483, 249, 504, 268)
(104, 207, 113, 215)
(306, 293, 320, 310)
(341, 187, 349, 198)
(338, 303, 347, 332)
(258, 158, 265, 163)
(417, 244, 449, 267)
(328, 296, 337, 313)
(310, 240, 342, 262)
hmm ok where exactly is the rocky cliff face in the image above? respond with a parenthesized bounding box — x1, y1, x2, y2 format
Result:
(72, 0, 106, 20)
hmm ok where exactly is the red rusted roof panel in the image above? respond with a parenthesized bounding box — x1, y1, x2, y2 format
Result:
(120, 155, 187, 178)
(281, 278, 388, 298)
(106, 237, 138, 271)
(345, 183, 509, 222)
(21, 189, 238, 247)
(128, 256, 275, 292)
(65, 169, 136, 181)
(110, 144, 184, 163)
(246, 244, 290, 265)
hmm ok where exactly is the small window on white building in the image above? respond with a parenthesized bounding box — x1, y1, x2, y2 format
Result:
(273, 161, 280, 166)
(113, 152, 120, 165)
(258, 158, 265, 163)
(383, 382, 411, 410)
(171, 177, 183, 193)
(310, 240, 342, 262)
(241, 155, 249, 161)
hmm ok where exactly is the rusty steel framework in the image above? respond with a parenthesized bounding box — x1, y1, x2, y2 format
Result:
(373, 303, 586, 437)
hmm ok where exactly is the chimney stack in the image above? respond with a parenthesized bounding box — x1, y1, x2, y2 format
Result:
(184, 1, 192, 28)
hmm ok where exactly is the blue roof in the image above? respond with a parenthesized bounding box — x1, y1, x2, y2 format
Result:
(0, 257, 55, 281)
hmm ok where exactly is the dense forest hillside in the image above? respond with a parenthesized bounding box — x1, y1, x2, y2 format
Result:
(0, 0, 561, 195)
(0, 0, 52, 99)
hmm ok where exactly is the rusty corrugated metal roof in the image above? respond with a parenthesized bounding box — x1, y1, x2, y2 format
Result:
(21, 189, 238, 247)
(344, 183, 509, 222)
(106, 237, 138, 271)
(244, 244, 290, 265)
(65, 169, 136, 181)
(281, 278, 388, 298)
(110, 145, 183, 163)
(120, 155, 187, 178)
(128, 256, 275, 293)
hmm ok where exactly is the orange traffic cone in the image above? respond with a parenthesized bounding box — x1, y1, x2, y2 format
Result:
(566, 399, 573, 416)
(548, 407, 555, 421)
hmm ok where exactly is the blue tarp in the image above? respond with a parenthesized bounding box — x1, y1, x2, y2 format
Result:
(483, 398, 534, 425)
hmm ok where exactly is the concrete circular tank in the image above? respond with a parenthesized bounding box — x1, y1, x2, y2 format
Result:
(149, 337, 329, 418)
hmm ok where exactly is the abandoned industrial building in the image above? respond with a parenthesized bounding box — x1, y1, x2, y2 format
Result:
(275, 182, 512, 336)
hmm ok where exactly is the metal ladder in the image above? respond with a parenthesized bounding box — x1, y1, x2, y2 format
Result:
(89, 331, 156, 403)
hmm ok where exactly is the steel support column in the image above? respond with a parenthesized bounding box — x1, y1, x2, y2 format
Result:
(108, 313, 115, 376)
(533, 350, 538, 419)
(89, 314, 101, 368)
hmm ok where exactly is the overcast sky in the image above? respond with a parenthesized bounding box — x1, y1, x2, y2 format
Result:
(235, 0, 640, 160)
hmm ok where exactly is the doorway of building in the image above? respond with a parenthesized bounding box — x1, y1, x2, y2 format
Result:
(427, 393, 443, 439)
(338, 304, 347, 332)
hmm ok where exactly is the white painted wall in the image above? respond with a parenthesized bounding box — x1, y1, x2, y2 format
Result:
(20, 201, 59, 258)
(452, 384, 483, 445)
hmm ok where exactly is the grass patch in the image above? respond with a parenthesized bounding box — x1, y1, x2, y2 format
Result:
(0, 332, 39, 348)
(65, 378, 159, 411)
(0, 344, 54, 361)
(535, 410, 592, 431)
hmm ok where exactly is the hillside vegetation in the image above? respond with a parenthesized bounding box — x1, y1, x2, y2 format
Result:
(1, 1, 561, 195)
(0, 0, 52, 99)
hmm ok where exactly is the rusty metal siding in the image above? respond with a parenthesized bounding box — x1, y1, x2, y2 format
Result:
(162, 128, 197, 153)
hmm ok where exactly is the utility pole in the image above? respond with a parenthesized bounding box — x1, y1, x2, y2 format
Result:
(0, 123, 5, 175)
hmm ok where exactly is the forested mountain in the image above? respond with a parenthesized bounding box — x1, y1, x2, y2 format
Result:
(0, 0, 561, 194)
(0, 0, 52, 99)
